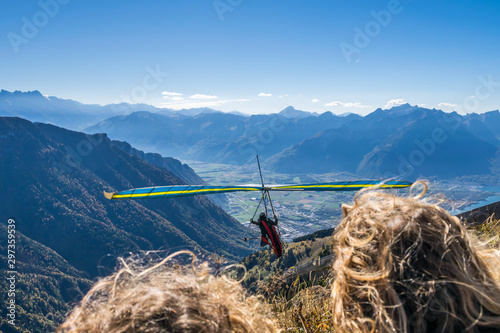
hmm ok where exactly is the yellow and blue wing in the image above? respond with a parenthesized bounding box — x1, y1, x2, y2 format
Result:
(104, 184, 263, 200)
(268, 180, 412, 192)
(104, 180, 412, 200)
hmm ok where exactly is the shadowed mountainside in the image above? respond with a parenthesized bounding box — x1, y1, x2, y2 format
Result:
(0, 224, 93, 333)
(0, 117, 258, 332)
(0, 117, 253, 278)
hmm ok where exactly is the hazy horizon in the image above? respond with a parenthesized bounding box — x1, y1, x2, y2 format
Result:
(4, 88, 500, 117)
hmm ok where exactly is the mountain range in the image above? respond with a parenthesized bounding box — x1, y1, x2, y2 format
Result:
(86, 108, 362, 165)
(2, 90, 499, 180)
(268, 105, 500, 179)
(0, 90, 238, 131)
(86, 104, 500, 180)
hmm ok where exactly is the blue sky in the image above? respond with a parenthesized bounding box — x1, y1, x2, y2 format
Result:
(1, 0, 500, 115)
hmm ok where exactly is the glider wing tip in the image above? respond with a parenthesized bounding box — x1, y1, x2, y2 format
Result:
(103, 191, 116, 200)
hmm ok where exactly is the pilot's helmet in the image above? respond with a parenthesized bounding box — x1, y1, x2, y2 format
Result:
(259, 212, 266, 219)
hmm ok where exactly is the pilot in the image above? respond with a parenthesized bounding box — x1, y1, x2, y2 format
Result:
(251, 212, 278, 247)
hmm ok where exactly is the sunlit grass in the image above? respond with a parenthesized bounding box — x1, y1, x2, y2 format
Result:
(472, 217, 500, 247)
(257, 271, 335, 332)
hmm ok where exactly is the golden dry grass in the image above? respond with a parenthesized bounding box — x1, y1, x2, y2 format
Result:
(258, 271, 335, 332)
(472, 217, 500, 247)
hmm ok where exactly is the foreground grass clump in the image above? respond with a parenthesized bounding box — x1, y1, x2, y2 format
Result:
(472, 218, 500, 247)
(258, 271, 335, 332)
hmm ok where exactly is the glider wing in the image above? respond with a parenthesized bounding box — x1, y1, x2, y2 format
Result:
(104, 180, 412, 200)
(268, 180, 412, 192)
(104, 184, 263, 200)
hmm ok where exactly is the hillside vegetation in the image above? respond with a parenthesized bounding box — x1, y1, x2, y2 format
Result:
(0, 117, 255, 332)
(242, 229, 335, 292)
(0, 224, 93, 332)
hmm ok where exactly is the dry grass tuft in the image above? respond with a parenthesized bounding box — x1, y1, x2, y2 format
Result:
(259, 272, 335, 332)
(472, 217, 500, 247)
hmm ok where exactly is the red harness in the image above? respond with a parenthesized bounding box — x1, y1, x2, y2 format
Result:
(260, 218, 283, 257)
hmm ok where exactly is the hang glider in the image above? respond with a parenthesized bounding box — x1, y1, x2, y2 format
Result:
(103, 154, 412, 258)
(103, 180, 412, 200)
